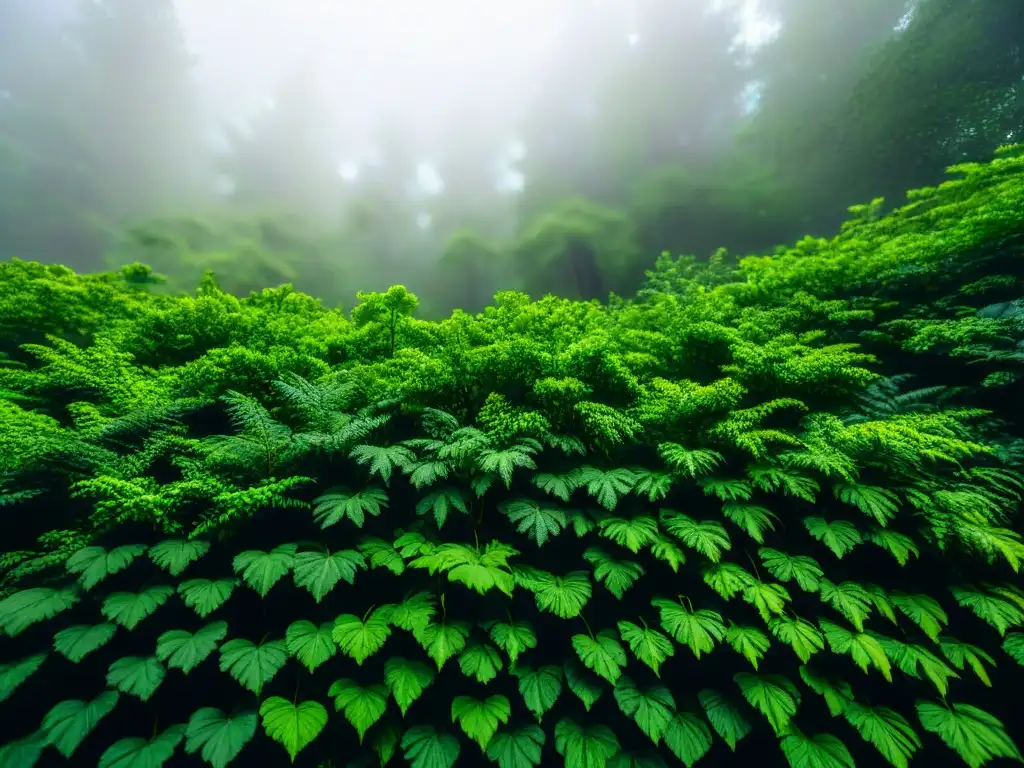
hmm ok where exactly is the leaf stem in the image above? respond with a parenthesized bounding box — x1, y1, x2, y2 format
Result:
(579, 612, 595, 639)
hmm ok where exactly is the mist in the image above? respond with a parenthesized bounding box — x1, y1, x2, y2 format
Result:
(0, 0, 1019, 314)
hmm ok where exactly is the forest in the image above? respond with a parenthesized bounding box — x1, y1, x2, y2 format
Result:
(2, 1, 1024, 767)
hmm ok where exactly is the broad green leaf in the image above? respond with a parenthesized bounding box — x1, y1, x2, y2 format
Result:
(0, 732, 43, 767)
(701, 562, 755, 600)
(553, 718, 620, 767)
(660, 511, 731, 562)
(779, 726, 855, 768)
(662, 712, 712, 767)
(148, 539, 210, 576)
(401, 725, 461, 768)
(486, 725, 545, 768)
(0, 653, 45, 702)
(328, 678, 388, 743)
(231, 544, 297, 597)
(488, 619, 537, 664)
(285, 620, 337, 672)
(532, 571, 592, 619)
(698, 689, 751, 750)
(572, 629, 627, 685)
(742, 580, 791, 622)
(0, 587, 80, 636)
(54, 624, 116, 663)
(648, 535, 686, 572)
(613, 676, 675, 744)
(156, 622, 227, 674)
(819, 580, 873, 631)
(218, 638, 288, 695)
(66, 544, 146, 591)
(452, 694, 511, 750)
(312, 486, 388, 528)
(459, 642, 503, 684)
(101, 586, 173, 630)
(892, 592, 948, 642)
(939, 638, 995, 686)
(916, 700, 1022, 768)
(951, 584, 1024, 636)
(651, 598, 725, 659)
(512, 665, 562, 722)
(734, 672, 800, 736)
(349, 443, 416, 484)
(293, 548, 366, 602)
(799, 665, 854, 717)
(726, 624, 770, 670)
(759, 548, 823, 592)
(769, 616, 825, 663)
(259, 696, 328, 763)
(500, 498, 567, 546)
(413, 620, 470, 671)
(42, 690, 119, 758)
(877, 638, 958, 696)
(1003, 632, 1024, 665)
(617, 620, 674, 677)
(584, 548, 645, 599)
(844, 702, 921, 768)
(106, 656, 166, 701)
(373, 723, 401, 767)
(804, 517, 862, 559)
(722, 503, 778, 543)
(385, 656, 435, 716)
(380, 591, 436, 633)
(533, 471, 577, 502)
(820, 620, 892, 681)
(598, 515, 659, 554)
(565, 659, 604, 711)
(98, 724, 185, 768)
(358, 536, 406, 575)
(334, 610, 393, 665)
(178, 579, 237, 618)
(185, 708, 258, 768)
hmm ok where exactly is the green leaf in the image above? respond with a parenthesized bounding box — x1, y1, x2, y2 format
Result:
(486, 725, 545, 768)
(414, 620, 470, 671)
(459, 642, 503, 684)
(156, 622, 227, 675)
(328, 678, 388, 743)
(844, 702, 921, 768)
(42, 690, 119, 758)
(878, 638, 958, 696)
(184, 708, 258, 768)
(259, 696, 328, 763)
(820, 620, 892, 681)
(0, 587, 80, 636)
(770, 616, 824, 663)
(916, 700, 1022, 768)
(804, 517, 862, 559)
(722, 503, 778, 543)
(312, 486, 388, 528)
(98, 724, 185, 768)
(452, 694, 511, 750)
(726, 624, 770, 670)
(892, 592, 948, 642)
(66, 544, 146, 591)
(742, 580, 791, 622)
(54, 624, 115, 663)
(939, 638, 995, 686)
(385, 656, 435, 716)
(613, 676, 675, 744)
(512, 665, 562, 722)
(380, 590, 436, 632)
(617, 620, 674, 677)
(333, 610, 393, 665)
(533, 471, 578, 502)
(598, 515, 659, 554)
(819, 579, 873, 631)
(702, 562, 756, 600)
(285, 620, 337, 673)
(759, 548, 823, 592)
(950, 584, 1024, 636)
(648, 534, 687, 572)
(573, 466, 636, 510)
(373, 723, 401, 767)
(106, 656, 165, 701)
(488, 619, 537, 664)
(553, 718, 620, 767)
(416, 487, 469, 529)
(101, 586, 173, 630)
(651, 597, 725, 659)
(697, 689, 751, 750)
(218, 638, 288, 695)
(0, 732, 43, 767)
(660, 511, 731, 562)
(532, 570, 592, 618)
(584, 548, 645, 599)
(177, 579, 237, 618)
(500, 498, 567, 546)
(779, 726, 855, 768)
(401, 725, 461, 768)
(292, 547, 366, 602)
(565, 659, 604, 711)
(149, 539, 210, 576)
(231, 543, 297, 597)
(1003, 632, 1024, 665)
(358, 536, 406, 575)
(0, 653, 45, 702)
(662, 712, 713, 767)
(867, 528, 919, 566)
(349, 443, 416, 484)
(734, 672, 800, 736)
(572, 629, 627, 685)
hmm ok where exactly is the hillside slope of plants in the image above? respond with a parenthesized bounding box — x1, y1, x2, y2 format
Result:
(1, 145, 1023, 767)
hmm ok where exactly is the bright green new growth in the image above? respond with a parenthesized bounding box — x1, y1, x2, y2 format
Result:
(0, 145, 1023, 767)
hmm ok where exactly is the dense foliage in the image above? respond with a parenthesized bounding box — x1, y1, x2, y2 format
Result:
(1, 144, 1023, 767)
